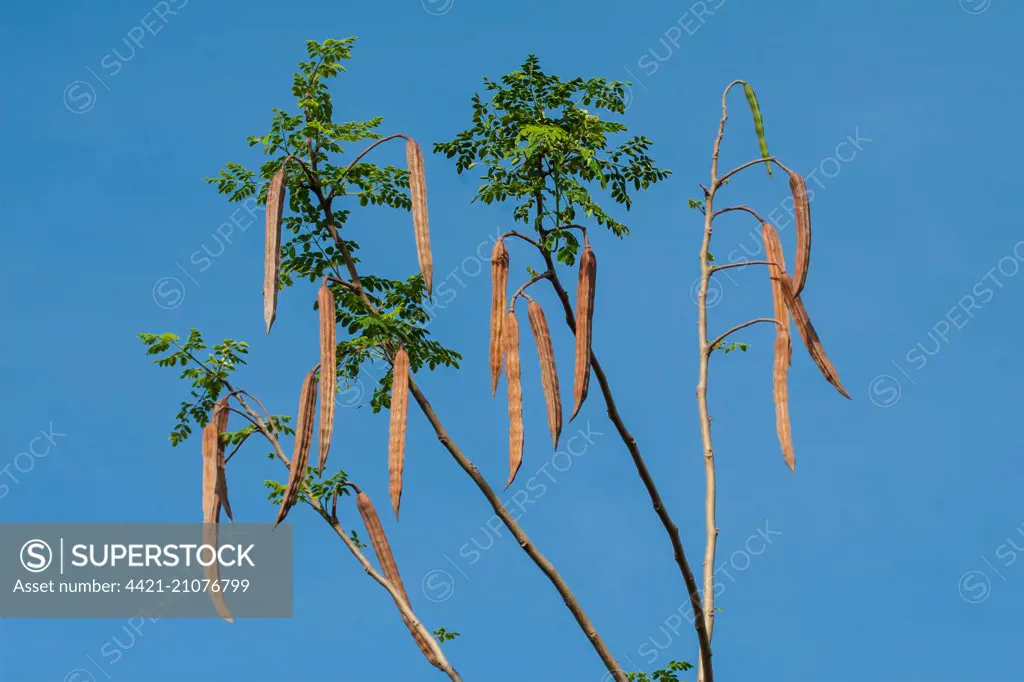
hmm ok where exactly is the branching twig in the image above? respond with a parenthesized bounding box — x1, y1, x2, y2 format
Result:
(510, 272, 551, 308)
(711, 205, 767, 223)
(710, 260, 777, 274)
(706, 318, 780, 355)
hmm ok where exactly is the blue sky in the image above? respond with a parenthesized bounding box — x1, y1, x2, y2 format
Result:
(2, 0, 1023, 680)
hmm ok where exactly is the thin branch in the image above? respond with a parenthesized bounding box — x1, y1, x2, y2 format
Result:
(710, 260, 777, 274)
(222, 432, 253, 464)
(500, 229, 542, 248)
(509, 272, 551, 309)
(537, 240, 713, 681)
(694, 79, 754, 682)
(711, 205, 766, 224)
(408, 379, 627, 682)
(707, 318, 780, 354)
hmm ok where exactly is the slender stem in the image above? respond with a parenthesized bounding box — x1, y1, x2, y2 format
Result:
(706, 318, 780, 354)
(694, 81, 747, 682)
(408, 379, 628, 682)
(710, 260, 776, 274)
(537, 242, 713, 680)
(711, 205, 766, 223)
(509, 272, 551, 309)
(715, 156, 774, 188)
(499, 230, 542, 248)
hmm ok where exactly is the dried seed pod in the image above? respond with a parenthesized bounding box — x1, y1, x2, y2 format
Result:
(504, 310, 524, 488)
(743, 82, 772, 177)
(388, 347, 410, 519)
(527, 299, 562, 449)
(274, 370, 318, 528)
(406, 139, 433, 297)
(201, 521, 234, 623)
(570, 237, 597, 422)
(201, 422, 221, 523)
(318, 281, 337, 475)
(762, 223, 794, 470)
(489, 239, 509, 397)
(264, 163, 287, 334)
(357, 490, 440, 667)
(789, 171, 812, 296)
(780, 274, 851, 400)
(213, 397, 233, 521)
(201, 418, 233, 623)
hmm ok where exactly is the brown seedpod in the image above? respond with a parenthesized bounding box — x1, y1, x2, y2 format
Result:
(201, 418, 233, 623)
(789, 171, 811, 297)
(780, 274, 850, 400)
(489, 239, 509, 397)
(406, 138, 433, 297)
(527, 299, 563, 449)
(505, 309, 524, 488)
(201, 522, 234, 623)
(357, 490, 440, 667)
(264, 163, 287, 334)
(201, 422, 220, 523)
(213, 397, 233, 521)
(570, 237, 597, 422)
(318, 281, 337, 475)
(762, 223, 795, 470)
(388, 347, 410, 519)
(274, 370, 318, 528)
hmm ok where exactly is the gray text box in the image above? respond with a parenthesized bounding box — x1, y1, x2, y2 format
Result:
(0, 524, 292, 618)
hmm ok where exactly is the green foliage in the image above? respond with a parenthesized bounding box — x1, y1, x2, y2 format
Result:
(139, 329, 294, 447)
(626, 660, 694, 682)
(742, 82, 772, 177)
(435, 55, 670, 264)
(144, 38, 461, 466)
(265, 468, 350, 506)
(433, 627, 461, 644)
(713, 341, 750, 355)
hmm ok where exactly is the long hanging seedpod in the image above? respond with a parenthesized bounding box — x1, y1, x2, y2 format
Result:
(780, 275, 850, 399)
(569, 237, 597, 422)
(274, 370, 318, 528)
(406, 139, 433, 297)
(527, 299, 562, 449)
(504, 309, 524, 489)
(388, 347, 410, 519)
(789, 172, 812, 296)
(318, 281, 337, 475)
(264, 163, 287, 334)
(356, 490, 441, 668)
(762, 223, 795, 470)
(213, 397, 233, 521)
(489, 239, 509, 397)
(201, 420, 233, 623)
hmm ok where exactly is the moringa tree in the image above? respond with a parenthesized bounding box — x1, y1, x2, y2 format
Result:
(139, 38, 696, 682)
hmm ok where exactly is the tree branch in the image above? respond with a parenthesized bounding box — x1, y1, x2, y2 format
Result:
(711, 205, 766, 224)
(510, 272, 551, 309)
(537, 241, 713, 680)
(408, 379, 627, 682)
(706, 318, 780, 355)
(187, 367, 460, 681)
(710, 260, 777, 274)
